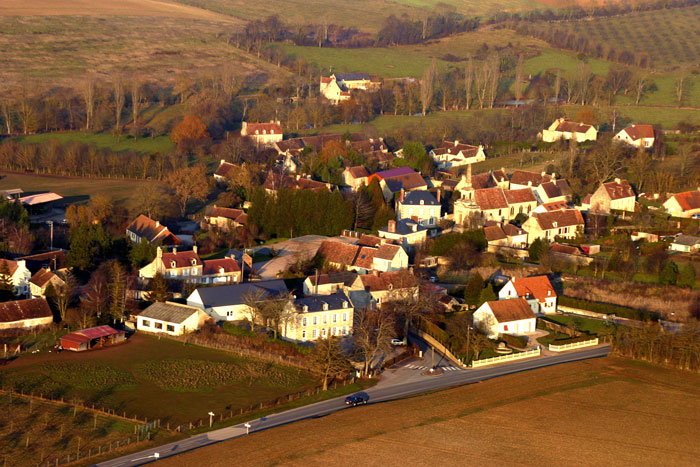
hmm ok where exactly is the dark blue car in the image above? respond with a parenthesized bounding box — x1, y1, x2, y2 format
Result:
(345, 392, 370, 406)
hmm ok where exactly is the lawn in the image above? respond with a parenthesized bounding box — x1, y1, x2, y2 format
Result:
(165, 356, 700, 466)
(0, 392, 144, 467)
(16, 132, 175, 155)
(0, 170, 157, 205)
(0, 334, 318, 425)
(544, 314, 612, 336)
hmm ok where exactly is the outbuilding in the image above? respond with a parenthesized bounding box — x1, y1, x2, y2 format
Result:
(60, 325, 126, 352)
(137, 301, 211, 336)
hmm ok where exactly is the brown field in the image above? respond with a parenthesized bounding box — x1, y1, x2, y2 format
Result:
(0, 0, 241, 22)
(164, 356, 700, 467)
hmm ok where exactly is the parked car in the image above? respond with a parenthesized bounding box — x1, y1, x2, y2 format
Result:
(391, 338, 406, 346)
(345, 392, 370, 406)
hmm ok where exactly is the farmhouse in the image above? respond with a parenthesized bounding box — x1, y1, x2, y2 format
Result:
(473, 298, 536, 339)
(303, 271, 357, 296)
(263, 172, 333, 195)
(343, 166, 370, 190)
(213, 160, 237, 184)
(509, 170, 554, 190)
(283, 292, 353, 342)
(541, 118, 597, 143)
(0, 298, 53, 330)
(320, 73, 377, 104)
(60, 325, 126, 352)
(349, 269, 419, 308)
(498, 275, 557, 315)
(615, 124, 655, 149)
(29, 268, 65, 298)
(317, 240, 408, 273)
(137, 301, 211, 336)
(139, 247, 241, 284)
(663, 189, 700, 218)
(241, 121, 283, 148)
(186, 280, 289, 322)
(126, 214, 180, 246)
(366, 167, 427, 201)
(589, 178, 636, 213)
(204, 205, 247, 232)
(377, 219, 428, 248)
(429, 141, 486, 169)
(535, 179, 572, 204)
(0, 259, 31, 297)
(523, 209, 584, 243)
(396, 190, 441, 227)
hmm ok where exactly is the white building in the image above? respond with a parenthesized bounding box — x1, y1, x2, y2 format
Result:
(541, 118, 597, 143)
(137, 302, 211, 336)
(615, 124, 655, 149)
(663, 189, 700, 219)
(498, 276, 557, 315)
(187, 280, 289, 322)
(0, 259, 31, 297)
(283, 293, 353, 342)
(377, 219, 428, 248)
(430, 141, 486, 169)
(396, 190, 441, 227)
(241, 121, 283, 148)
(473, 298, 536, 339)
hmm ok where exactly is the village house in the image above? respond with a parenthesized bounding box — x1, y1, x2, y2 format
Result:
(276, 153, 300, 174)
(303, 271, 357, 296)
(523, 209, 585, 244)
(317, 240, 408, 274)
(533, 201, 572, 213)
(283, 292, 354, 342)
(663, 189, 700, 218)
(541, 118, 597, 143)
(139, 247, 241, 284)
(204, 205, 247, 232)
(535, 179, 572, 204)
(19, 250, 66, 274)
(484, 225, 508, 247)
(350, 138, 388, 155)
(263, 172, 333, 195)
(29, 268, 65, 298)
(366, 166, 427, 201)
(319, 73, 377, 104)
(473, 298, 537, 339)
(484, 224, 529, 249)
(429, 141, 486, 169)
(589, 178, 636, 213)
(615, 124, 655, 149)
(0, 259, 31, 297)
(126, 214, 180, 246)
(396, 190, 441, 228)
(349, 269, 419, 308)
(670, 234, 700, 254)
(509, 170, 554, 190)
(498, 275, 557, 315)
(0, 298, 53, 330)
(504, 188, 538, 218)
(342, 166, 370, 190)
(241, 121, 283, 148)
(137, 301, 211, 336)
(213, 160, 236, 184)
(187, 280, 289, 322)
(377, 219, 428, 248)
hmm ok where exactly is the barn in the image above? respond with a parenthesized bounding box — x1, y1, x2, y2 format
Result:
(60, 325, 126, 352)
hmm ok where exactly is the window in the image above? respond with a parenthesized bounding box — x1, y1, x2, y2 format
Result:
(342, 312, 348, 321)
(302, 317, 307, 326)
(154, 322, 163, 329)
(142, 319, 151, 327)
(227, 311, 234, 317)
(302, 330, 306, 340)
(166, 324, 175, 332)
(312, 316, 318, 325)
(503, 324, 508, 331)
(342, 326, 348, 335)
(333, 314, 337, 323)
(510, 207, 514, 216)
(312, 329, 317, 338)
(322, 328, 327, 338)
(322, 315, 327, 324)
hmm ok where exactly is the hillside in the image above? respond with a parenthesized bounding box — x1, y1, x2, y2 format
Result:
(164, 356, 700, 466)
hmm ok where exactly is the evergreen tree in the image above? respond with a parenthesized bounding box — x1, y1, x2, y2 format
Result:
(463, 272, 484, 306)
(478, 283, 497, 306)
(129, 238, 157, 268)
(149, 272, 171, 302)
(678, 264, 696, 288)
(659, 261, 679, 286)
(67, 223, 113, 270)
(528, 238, 550, 262)
(108, 261, 127, 322)
(0, 260, 16, 302)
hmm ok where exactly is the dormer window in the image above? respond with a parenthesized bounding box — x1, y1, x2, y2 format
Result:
(420, 200, 424, 205)
(552, 221, 558, 228)
(191, 259, 197, 266)
(219, 267, 225, 275)
(170, 261, 176, 268)
(342, 301, 348, 308)
(323, 303, 329, 311)
(388, 284, 393, 290)
(255, 130, 259, 135)
(303, 305, 309, 312)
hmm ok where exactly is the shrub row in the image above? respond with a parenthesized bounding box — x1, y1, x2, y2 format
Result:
(498, 334, 529, 349)
(559, 296, 659, 322)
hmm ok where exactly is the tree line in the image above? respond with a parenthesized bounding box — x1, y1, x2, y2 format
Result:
(612, 321, 700, 372)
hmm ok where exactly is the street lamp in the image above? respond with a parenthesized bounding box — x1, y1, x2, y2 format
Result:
(208, 412, 215, 428)
(244, 422, 251, 435)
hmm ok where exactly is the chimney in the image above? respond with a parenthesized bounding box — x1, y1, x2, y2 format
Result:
(527, 180, 532, 187)
(541, 171, 546, 177)
(192, 245, 198, 254)
(155, 220, 160, 228)
(172, 248, 177, 255)
(220, 159, 226, 165)
(373, 269, 379, 277)
(437, 189, 441, 202)
(157, 246, 163, 258)
(454, 140, 459, 146)
(388, 220, 396, 233)
(614, 177, 621, 184)
(400, 188, 405, 202)
(551, 172, 556, 179)
(412, 223, 417, 232)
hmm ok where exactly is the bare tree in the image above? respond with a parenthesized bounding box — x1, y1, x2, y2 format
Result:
(113, 75, 125, 133)
(353, 308, 395, 376)
(312, 337, 350, 390)
(83, 76, 96, 131)
(486, 54, 500, 109)
(131, 80, 143, 128)
(589, 138, 624, 184)
(464, 57, 474, 110)
(17, 85, 36, 135)
(54, 270, 77, 321)
(420, 59, 438, 116)
(554, 70, 562, 105)
(514, 54, 525, 107)
(242, 288, 266, 331)
(1, 97, 13, 134)
(576, 61, 592, 105)
(634, 73, 649, 105)
(165, 165, 210, 217)
(675, 70, 689, 108)
(261, 293, 293, 339)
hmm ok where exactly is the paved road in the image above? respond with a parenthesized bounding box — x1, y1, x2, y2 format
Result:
(98, 345, 609, 467)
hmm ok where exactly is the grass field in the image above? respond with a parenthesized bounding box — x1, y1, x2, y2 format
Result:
(0, 171, 157, 205)
(0, 334, 318, 425)
(16, 132, 175, 155)
(0, 392, 144, 467)
(164, 356, 700, 466)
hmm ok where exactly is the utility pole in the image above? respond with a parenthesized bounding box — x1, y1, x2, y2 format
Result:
(47, 220, 54, 251)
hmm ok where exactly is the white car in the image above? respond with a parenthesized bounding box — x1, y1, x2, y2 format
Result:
(391, 338, 406, 346)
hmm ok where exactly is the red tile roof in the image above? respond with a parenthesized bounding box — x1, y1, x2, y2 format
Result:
(540, 180, 572, 199)
(504, 188, 536, 204)
(539, 201, 570, 212)
(484, 225, 507, 242)
(509, 275, 556, 303)
(432, 141, 481, 157)
(162, 250, 201, 269)
(359, 270, 417, 292)
(126, 215, 179, 244)
(374, 244, 401, 261)
(602, 179, 635, 200)
(357, 234, 383, 247)
(503, 224, 526, 237)
(214, 161, 236, 177)
(346, 166, 369, 179)
(671, 190, 700, 211)
(0, 298, 52, 324)
(244, 122, 282, 134)
(622, 124, 654, 141)
(474, 187, 508, 210)
(29, 268, 60, 288)
(555, 119, 592, 134)
(61, 325, 122, 344)
(202, 258, 241, 275)
(206, 206, 244, 221)
(550, 243, 582, 256)
(486, 298, 535, 322)
(263, 173, 330, 192)
(0, 259, 18, 276)
(318, 241, 361, 266)
(532, 209, 584, 230)
(510, 170, 553, 187)
(19, 251, 66, 273)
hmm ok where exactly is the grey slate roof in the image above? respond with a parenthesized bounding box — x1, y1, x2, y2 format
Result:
(335, 73, 371, 81)
(378, 219, 427, 236)
(193, 280, 289, 308)
(673, 234, 700, 247)
(139, 302, 200, 324)
(401, 190, 439, 206)
(295, 292, 351, 312)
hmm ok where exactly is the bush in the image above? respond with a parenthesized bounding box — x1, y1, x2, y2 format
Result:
(559, 296, 658, 322)
(499, 333, 529, 348)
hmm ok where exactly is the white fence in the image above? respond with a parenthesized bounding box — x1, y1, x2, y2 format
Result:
(549, 338, 599, 352)
(471, 347, 541, 368)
